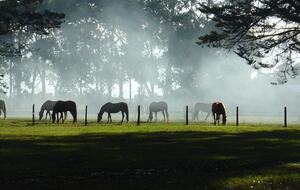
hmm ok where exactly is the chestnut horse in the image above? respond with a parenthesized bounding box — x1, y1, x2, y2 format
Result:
(212, 102, 227, 125)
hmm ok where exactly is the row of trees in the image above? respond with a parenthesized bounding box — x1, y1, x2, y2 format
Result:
(1, 0, 299, 109)
(1, 0, 219, 105)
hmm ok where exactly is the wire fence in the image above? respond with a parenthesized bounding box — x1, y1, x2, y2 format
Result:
(4, 104, 300, 127)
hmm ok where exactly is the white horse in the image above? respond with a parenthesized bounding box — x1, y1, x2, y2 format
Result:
(193, 102, 212, 121)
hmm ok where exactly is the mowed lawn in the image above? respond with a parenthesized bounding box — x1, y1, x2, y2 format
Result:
(1, 120, 300, 190)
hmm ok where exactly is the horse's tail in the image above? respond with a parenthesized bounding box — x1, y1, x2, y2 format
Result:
(165, 106, 169, 122)
(126, 105, 129, 122)
(3, 101, 6, 119)
(72, 104, 77, 123)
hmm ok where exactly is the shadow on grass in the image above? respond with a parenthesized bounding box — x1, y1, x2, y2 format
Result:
(1, 129, 300, 189)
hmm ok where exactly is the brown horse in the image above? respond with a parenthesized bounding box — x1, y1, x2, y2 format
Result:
(97, 102, 129, 123)
(52, 101, 77, 124)
(212, 102, 227, 125)
(39, 100, 67, 120)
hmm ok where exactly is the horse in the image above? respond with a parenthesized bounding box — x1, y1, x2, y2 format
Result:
(147, 101, 169, 122)
(212, 102, 227, 125)
(97, 102, 129, 123)
(193, 102, 212, 122)
(39, 100, 67, 120)
(52, 101, 77, 124)
(0, 99, 6, 119)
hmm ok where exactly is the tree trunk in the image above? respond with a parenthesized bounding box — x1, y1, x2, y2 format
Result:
(107, 82, 112, 97)
(129, 78, 132, 103)
(9, 61, 13, 99)
(31, 66, 37, 95)
(79, 78, 83, 96)
(14, 57, 22, 97)
(119, 80, 123, 99)
(41, 67, 46, 100)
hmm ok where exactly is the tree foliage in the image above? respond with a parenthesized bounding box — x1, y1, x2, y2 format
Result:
(0, 0, 65, 56)
(197, 0, 300, 84)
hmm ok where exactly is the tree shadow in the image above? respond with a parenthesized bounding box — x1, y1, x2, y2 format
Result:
(1, 129, 300, 189)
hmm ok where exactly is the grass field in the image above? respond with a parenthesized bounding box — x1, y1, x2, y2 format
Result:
(1, 119, 300, 189)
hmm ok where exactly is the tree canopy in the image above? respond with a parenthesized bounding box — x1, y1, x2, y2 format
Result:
(0, 0, 65, 56)
(197, 0, 300, 84)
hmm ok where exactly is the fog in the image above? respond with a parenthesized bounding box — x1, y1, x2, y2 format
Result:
(2, 0, 300, 123)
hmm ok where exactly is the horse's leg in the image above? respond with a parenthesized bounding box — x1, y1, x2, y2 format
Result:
(121, 111, 124, 123)
(217, 114, 220, 125)
(213, 113, 216, 125)
(56, 113, 59, 123)
(205, 112, 210, 121)
(162, 111, 165, 122)
(109, 113, 112, 123)
(61, 112, 65, 123)
(155, 112, 157, 122)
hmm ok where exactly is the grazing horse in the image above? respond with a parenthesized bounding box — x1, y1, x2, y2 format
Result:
(0, 99, 6, 119)
(39, 100, 67, 120)
(212, 102, 227, 125)
(97, 102, 129, 123)
(147, 101, 169, 122)
(52, 101, 77, 124)
(193, 102, 212, 121)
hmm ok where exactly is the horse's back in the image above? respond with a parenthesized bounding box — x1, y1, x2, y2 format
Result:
(150, 101, 168, 111)
(195, 102, 211, 111)
(53, 100, 76, 112)
(212, 102, 226, 114)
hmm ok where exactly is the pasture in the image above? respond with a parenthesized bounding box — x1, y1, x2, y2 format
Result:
(1, 119, 300, 190)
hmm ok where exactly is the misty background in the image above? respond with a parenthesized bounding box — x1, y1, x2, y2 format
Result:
(1, 0, 299, 123)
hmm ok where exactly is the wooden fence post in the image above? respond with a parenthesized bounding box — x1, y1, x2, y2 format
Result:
(85, 105, 88, 126)
(186, 105, 188, 125)
(236, 106, 239, 126)
(284, 106, 287, 128)
(32, 104, 35, 126)
(137, 105, 140, 126)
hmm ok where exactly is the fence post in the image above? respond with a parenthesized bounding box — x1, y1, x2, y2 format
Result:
(284, 106, 287, 128)
(85, 105, 88, 126)
(137, 105, 140, 126)
(236, 106, 239, 126)
(32, 104, 35, 126)
(186, 105, 188, 125)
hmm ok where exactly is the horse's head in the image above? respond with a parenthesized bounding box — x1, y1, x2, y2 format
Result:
(39, 111, 43, 120)
(97, 112, 102, 123)
(148, 112, 153, 122)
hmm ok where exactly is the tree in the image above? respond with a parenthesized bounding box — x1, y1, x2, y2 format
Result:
(0, 0, 65, 94)
(197, 0, 300, 84)
(0, 0, 65, 56)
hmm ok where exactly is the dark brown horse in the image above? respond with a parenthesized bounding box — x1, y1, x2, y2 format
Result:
(97, 102, 129, 123)
(39, 100, 67, 120)
(52, 101, 77, 124)
(147, 101, 169, 122)
(0, 99, 6, 119)
(193, 102, 212, 121)
(212, 102, 227, 125)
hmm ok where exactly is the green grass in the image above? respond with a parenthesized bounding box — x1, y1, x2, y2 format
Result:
(1, 119, 300, 189)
